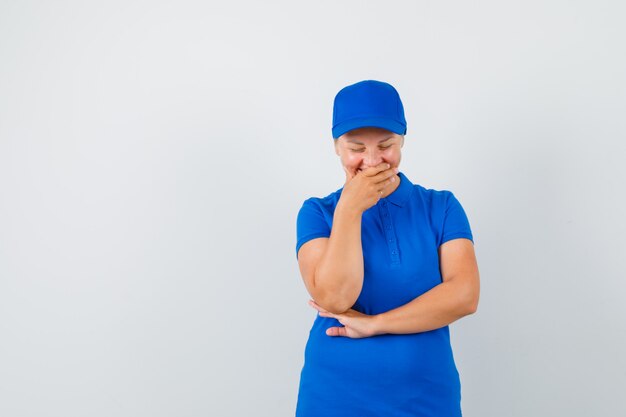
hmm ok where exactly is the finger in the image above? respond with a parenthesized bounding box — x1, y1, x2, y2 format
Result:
(326, 326, 348, 337)
(308, 299, 325, 311)
(309, 300, 335, 318)
(377, 176, 396, 192)
(362, 162, 392, 177)
(308, 299, 323, 313)
(372, 166, 399, 184)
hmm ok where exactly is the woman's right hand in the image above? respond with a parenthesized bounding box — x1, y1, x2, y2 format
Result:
(339, 162, 398, 213)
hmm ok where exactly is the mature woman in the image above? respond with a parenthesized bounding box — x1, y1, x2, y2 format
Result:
(294, 80, 480, 417)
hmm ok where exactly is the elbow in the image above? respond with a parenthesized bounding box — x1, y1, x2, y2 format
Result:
(457, 274, 479, 316)
(465, 299, 478, 315)
(312, 288, 357, 315)
(312, 272, 361, 314)
(326, 286, 361, 314)
(326, 300, 354, 315)
(314, 294, 354, 315)
(459, 284, 479, 316)
(464, 292, 479, 315)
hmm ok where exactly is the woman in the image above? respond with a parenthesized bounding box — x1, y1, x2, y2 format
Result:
(294, 80, 480, 417)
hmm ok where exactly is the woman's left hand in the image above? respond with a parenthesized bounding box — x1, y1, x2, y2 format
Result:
(307, 299, 383, 338)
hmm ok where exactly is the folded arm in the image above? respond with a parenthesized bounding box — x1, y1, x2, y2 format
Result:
(297, 203, 365, 314)
(373, 238, 480, 335)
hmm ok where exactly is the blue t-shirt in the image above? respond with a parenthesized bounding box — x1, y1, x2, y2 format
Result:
(294, 171, 473, 417)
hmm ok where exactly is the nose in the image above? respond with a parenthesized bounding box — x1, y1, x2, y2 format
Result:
(364, 148, 383, 167)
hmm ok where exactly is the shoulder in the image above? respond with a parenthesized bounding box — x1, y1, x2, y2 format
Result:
(410, 183, 458, 208)
(296, 187, 343, 233)
(295, 188, 342, 258)
(411, 183, 473, 245)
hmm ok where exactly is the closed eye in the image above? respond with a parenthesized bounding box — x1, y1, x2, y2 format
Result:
(349, 145, 391, 153)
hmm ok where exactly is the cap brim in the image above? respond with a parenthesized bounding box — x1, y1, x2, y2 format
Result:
(332, 117, 407, 139)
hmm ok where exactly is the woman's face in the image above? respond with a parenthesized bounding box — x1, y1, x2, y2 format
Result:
(334, 127, 405, 177)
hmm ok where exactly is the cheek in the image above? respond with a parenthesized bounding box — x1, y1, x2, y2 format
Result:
(382, 149, 400, 163)
(344, 154, 363, 166)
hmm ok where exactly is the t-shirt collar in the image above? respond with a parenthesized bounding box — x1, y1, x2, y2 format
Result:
(384, 171, 413, 207)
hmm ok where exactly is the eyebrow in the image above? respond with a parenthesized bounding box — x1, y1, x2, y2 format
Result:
(346, 135, 394, 145)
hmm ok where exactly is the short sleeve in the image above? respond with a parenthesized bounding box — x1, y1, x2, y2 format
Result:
(439, 192, 474, 247)
(296, 198, 331, 259)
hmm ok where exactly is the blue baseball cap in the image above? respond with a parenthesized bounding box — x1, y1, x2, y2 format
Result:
(332, 80, 407, 139)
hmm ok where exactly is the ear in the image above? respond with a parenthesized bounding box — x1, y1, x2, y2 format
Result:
(401, 135, 405, 147)
(334, 138, 340, 156)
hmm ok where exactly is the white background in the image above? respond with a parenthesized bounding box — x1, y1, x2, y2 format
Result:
(1, 1, 625, 416)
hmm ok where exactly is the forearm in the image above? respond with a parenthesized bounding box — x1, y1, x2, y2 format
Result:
(314, 202, 364, 314)
(373, 279, 476, 335)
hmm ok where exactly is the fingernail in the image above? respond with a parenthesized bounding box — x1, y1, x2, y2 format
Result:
(394, 167, 399, 173)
